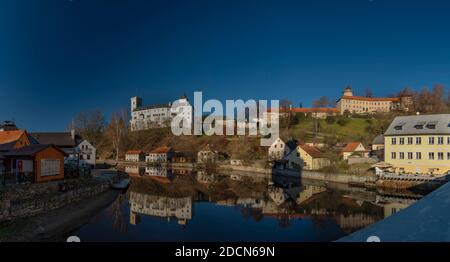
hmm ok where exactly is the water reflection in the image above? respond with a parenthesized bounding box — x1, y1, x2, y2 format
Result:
(72, 165, 429, 242)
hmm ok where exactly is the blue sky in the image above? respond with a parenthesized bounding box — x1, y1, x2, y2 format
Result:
(0, 0, 449, 131)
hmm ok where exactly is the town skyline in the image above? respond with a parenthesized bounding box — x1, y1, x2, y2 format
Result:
(2, 0, 450, 131)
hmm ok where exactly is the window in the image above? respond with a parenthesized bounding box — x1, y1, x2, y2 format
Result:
(87, 154, 91, 160)
(408, 137, 413, 145)
(399, 138, 405, 145)
(416, 152, 422, 160)
(429, 137, 435, 145)
(448, 137, 450, 144)
(416, 137, 422, 145)
(448, 152, 450, 160)
(429, 152, 435, 160)
(438, 152, 444, 160)
(391, 152, 396, 159)
(391, 138, 397, 145)
(408, 152, 413, 160)
(438, 137, 444, 145)
(399, 152, 404, 159)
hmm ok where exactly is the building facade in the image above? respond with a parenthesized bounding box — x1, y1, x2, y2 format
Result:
(146, 146, 174, 163)
(130, 95, 192, 131)
(297, 144, 331, 170)
(341, 142, 369, 160)
(384, 114, 450, 176)
(125, 150, 145, 162)
(77, 140, 96, 166)
(336, 86, 413, 114)
(268, 138, 288, 161)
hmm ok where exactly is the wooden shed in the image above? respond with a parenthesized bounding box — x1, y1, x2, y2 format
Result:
(3, 144, 67, 183)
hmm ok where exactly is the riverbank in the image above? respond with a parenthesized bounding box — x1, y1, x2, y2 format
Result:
(108, 160, 445, 189)
(0, 189, 120, 242)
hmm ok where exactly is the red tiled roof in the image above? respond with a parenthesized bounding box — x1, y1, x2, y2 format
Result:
(341, 142, 365, 152)
(0, 130, 26, 145)
(126, 150, 144, 155)
(150, 146, 172, 154)
(298, 144, 324, 158)
(340, 96, 401, 102)
(267, 107, 339, 113)
(291, 108, 340, 114)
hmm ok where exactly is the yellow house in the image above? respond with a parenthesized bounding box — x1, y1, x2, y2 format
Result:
(297, 144, 330, 170)
(384, 114, 450, 176)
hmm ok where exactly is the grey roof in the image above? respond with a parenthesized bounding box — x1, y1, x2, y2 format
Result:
(372, 134, 384, 145)
(3, 144, 67, 157)
(30, 132, 76, 148)
(0, 140, 17, 152)
(384, 114, 450, 136)
(134, 104, 170, 112)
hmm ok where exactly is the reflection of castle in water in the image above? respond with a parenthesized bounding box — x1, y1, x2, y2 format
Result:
(129, 191, 192, 225)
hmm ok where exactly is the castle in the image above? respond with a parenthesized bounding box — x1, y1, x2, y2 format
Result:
(336, 86, 413, 114)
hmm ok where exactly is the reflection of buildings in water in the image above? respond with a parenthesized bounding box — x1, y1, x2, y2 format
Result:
(196, 170, 216, 184)
(215, 199, 236, 206)
(375, 191, 420, 218)
(236, 197, 264, 209)
(296, 185, 327, 204)
(230, 174, 242, 181)
(125, 165, 145, 177)
(383, 202, 411, 218)
(145, 166, 175, 183)
(335, 213, 379, 232)
(268, 186, 288, 205)
(173, 168, 190, 175)
(129, 191, 192, 225)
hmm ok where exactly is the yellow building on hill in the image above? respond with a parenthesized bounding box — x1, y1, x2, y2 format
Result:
(384, 114, 450, 176)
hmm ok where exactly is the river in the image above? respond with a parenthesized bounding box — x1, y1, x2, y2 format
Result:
(69, 165, 430, 242)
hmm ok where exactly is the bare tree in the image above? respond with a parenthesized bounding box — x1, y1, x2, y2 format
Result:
(364, 88, 373, 98)
(313, 96, 332, 108)
(106, 109, 128, 161)
(70, 109, 105, 146)
(279, 99, 293, 111)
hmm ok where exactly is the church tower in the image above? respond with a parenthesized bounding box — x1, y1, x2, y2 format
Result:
(131, 96, 142, 112)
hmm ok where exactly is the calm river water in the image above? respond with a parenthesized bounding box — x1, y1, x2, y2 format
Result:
(70, 165, 428, 242)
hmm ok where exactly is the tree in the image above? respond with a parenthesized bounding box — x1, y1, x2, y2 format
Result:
(70, 109, 105, 146)
(279, 99, 293, 111)
(364, 88, 373, 98)
(313, 96, 334, 108)
(106, 109, 128, 161)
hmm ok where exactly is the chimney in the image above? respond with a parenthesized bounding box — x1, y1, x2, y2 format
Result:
(70, 128, 76, 140)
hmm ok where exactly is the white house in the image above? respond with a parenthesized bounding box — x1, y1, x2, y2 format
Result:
(130, 95, 192, 131)
(268, 138, 288, 161)
(341, 142, 369, 160)
(77, 140, 96, 166)
(125, 150, 146, 162)
(146, 146, 174, 163)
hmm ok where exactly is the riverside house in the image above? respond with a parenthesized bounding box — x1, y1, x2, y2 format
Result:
(341, 142, 369, 160)
(146, 146, 174, 163)
(384, 114, 450, 176)
(297, 144, 331, 170)
(268, 138, 288, 161)
(125, 150, 146, 162)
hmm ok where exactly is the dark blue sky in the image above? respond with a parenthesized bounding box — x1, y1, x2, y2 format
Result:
(1, 0, 449, 131)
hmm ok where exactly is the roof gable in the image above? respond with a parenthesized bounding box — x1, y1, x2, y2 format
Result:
(342, 142, 366, 152)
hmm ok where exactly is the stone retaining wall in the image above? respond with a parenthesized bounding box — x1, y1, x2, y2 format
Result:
(0, 180, 110, 222)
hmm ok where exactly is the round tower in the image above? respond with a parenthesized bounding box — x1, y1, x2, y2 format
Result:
(343, 86, 353, 97)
